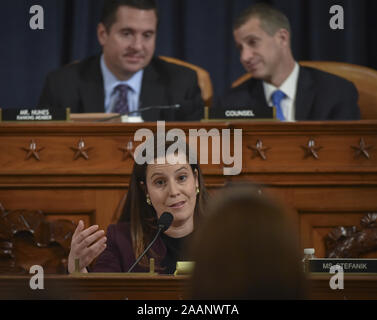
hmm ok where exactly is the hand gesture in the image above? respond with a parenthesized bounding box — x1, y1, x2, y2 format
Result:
(68, 220, 107, 273)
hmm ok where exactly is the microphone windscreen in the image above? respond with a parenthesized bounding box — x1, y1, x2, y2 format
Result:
(158, 212, 174, 232)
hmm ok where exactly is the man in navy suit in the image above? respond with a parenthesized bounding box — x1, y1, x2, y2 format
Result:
(216, 3, 360, 121)
(39, 0, 203, 121)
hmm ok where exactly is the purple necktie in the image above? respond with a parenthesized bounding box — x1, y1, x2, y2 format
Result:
(113, 84, 129, 115)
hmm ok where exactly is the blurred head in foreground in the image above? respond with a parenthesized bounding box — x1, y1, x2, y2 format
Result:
(190, 183, 307, 299)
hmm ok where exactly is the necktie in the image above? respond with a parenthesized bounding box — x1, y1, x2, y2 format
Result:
(113, 84, 129, 115)
(271, 90, 286, 121)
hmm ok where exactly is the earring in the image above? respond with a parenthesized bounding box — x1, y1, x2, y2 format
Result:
(196, 187, 200, 195)
(146, 194, 152, 206)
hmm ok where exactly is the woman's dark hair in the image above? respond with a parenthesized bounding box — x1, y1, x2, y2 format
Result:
(119, 137, 208, 267)
(100, 0, 159, 31)
(189, 183, 307, 299)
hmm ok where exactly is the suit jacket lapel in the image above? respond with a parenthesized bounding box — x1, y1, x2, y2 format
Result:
(249, 80, 269, 107)
(80, 56, 105, 113)
(140, 59, 167, 121)
(295, 66, 316, 120)
(247, 79, 273, 118)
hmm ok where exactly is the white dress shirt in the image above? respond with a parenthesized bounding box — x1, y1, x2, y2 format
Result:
(100, 55, 144, 114)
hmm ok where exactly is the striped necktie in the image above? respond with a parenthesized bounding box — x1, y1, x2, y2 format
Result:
(113, 84, 129, 115)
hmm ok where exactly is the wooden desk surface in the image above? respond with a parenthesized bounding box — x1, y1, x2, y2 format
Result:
(309, 274, 377, 300)
(0, 274, 190, 300)
(1, 274, 377, 300)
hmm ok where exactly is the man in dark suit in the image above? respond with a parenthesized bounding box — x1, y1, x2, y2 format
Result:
(215, 4, 360, 121)
(39, 0, 203, 121)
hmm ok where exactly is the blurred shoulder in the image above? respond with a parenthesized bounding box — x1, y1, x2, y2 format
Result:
(44, 55, 100, 80)
(300, 65, 357, 91)
(216, 77, 260, 104)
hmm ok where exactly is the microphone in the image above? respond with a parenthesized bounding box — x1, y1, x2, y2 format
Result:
(97, 104, 181, 122)
(127, 212, 173, 273)
(157, 211, 174, 232)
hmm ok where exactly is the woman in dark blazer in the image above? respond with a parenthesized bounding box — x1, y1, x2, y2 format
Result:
(67, 138, 208, 274)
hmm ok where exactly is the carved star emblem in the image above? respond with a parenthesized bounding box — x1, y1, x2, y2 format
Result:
(248, 140, 270, 160)
(71, 138, 93, 160)
(22, 140, 44, 161)
(119, 140, 135, 161)
(351, 138, 373, 159)
(301, 139, 323, 159)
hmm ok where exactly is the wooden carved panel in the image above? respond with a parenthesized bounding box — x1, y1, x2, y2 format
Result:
(0, 204, 76, 274)
(325, 213, 377, 258)
(300, 212, 377, 258)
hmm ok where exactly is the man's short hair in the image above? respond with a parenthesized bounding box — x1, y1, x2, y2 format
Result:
(100, 0, 158, 31)
(233, 3, 291, 36)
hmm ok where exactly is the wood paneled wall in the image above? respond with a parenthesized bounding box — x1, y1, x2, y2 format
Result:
(0, 121, 376, 271)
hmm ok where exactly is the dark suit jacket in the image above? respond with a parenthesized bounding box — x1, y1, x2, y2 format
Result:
(39, 56, 204, 121)
(215, 65, 361, 120)
(91, 222, 168, 273)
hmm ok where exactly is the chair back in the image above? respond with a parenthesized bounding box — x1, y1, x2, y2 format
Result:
(159, 56, 214, 107)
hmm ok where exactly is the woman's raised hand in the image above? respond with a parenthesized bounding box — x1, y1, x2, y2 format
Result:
(68, 220, 107, 273)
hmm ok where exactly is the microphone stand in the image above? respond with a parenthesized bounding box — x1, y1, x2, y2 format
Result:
(127, 226, 164, 273)
(127, 212, 173, 273)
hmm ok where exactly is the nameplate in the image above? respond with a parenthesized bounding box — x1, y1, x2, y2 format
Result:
(309, 259, 377, 273)
(0, 108, 69, 122)
(209, 107, 273, 120)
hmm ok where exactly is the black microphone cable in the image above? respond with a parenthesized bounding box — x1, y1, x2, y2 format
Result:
(127, 212, 173, 273)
